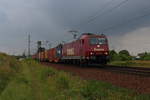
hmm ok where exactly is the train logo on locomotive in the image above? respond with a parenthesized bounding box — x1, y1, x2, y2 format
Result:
(67, 48, 75, 56)
(94, 48, 104, 51)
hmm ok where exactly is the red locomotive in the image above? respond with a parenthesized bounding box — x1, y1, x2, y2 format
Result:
(32, 33, 109, 65)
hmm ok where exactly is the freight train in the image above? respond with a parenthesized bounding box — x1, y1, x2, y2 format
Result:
(32, 33, 109, 65)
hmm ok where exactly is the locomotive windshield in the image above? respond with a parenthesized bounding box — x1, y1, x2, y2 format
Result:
(90, 38, 107, 45)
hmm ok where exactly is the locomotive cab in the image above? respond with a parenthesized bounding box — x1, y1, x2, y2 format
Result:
(80, 33, 109, 64)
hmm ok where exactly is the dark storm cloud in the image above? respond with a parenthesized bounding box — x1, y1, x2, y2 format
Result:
(0, 0, 150, 55)
(48, 0, 150, 55)
(48, 0, 150, 33)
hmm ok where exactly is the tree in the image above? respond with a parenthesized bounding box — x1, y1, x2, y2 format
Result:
(119, 50, 130, 56)
(109, 50, 121, 61)
(119, 50, 132, 61)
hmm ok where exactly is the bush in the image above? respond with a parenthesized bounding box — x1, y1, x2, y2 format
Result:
(119, 54, 132, 61)
(0, 53, 20, 94)
(81, 81, 108, 100)
(109, 50, 120, 61)
(110, 50, 133, 61)
(56, 73, 70, 90)
(39, 67, 56, 81)
(139, 52, 150, 60)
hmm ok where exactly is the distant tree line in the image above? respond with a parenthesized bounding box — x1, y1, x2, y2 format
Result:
(137, 52, 150, 60)
(109, 50, 132, 61)
(109, 50, 150, 61)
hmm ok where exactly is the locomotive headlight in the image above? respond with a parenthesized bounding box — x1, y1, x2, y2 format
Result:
(104, 52, 108, 55)
(97, 45, 100, 48)
(90, 52, 93, 55)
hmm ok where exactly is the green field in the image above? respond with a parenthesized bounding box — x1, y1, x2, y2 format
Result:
(109, 60, 150, 68)
(0, 53, 149, 100)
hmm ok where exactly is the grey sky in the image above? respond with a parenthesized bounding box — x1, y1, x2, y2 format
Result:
(0, 0, 150, 55)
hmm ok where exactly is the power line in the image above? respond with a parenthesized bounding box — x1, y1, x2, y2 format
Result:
(86, 0, 129, 24)
(76, 0, 129, 29)
(101, 9, 150, 32)
(76, 0, 114, 27)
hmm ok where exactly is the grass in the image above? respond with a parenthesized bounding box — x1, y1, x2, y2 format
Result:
(109, 60, 150, 68)
(0, 53, 149, 100)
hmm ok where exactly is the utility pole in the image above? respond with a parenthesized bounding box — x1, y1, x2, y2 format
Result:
(28, 34, 31, 58)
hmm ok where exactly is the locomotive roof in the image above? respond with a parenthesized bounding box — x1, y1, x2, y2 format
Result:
(79, 33, 106, 39)
(63, 33, 107, 46)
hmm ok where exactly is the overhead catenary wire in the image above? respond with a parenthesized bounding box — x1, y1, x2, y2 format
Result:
(76, 0, 129, 29)
(69, 0, 150, 41)
(76, 0, 114, 27)
(101, 9, 150, 32)
(70, 0, 115, 36)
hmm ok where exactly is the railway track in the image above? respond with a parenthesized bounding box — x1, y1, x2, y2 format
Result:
(102, 65, 150, 77)
(44, 62, 150, 77)
(54, 63, 150, 77)
(42, 62, 150, 93)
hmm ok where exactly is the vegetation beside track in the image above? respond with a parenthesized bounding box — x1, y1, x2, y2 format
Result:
(0, 53, 149, 100)
(109, 60, 150, 68)
(109, 49, 150, 68)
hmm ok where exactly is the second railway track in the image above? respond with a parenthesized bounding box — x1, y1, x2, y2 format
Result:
(103, 65, 150, 77)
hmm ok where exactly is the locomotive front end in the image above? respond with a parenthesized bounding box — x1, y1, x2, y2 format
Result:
(87, 35, 109, 64)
